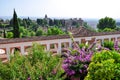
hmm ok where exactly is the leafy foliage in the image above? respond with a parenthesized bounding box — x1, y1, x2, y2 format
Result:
(0, 43, 63, 80)
(85, 50, 120, 80)
(6, 32, 13, 38)
(97, 17, 116, 30)
(47, 27, 65, 35)
(103, 28, 115, 32)
(36, 28, 44, 36)
(19, 27, 30, 37)
(103, 40, 114, 50)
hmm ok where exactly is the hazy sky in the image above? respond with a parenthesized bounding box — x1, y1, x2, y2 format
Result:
(0, 0, 120, 18)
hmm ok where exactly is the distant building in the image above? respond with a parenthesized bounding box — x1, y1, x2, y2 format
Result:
(44, 14, 50, 25)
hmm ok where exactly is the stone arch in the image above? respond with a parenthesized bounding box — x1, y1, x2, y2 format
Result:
(104, 38, 109, 41)
(96, 39, 102, 47)
(41, 44, 47, 51)
(24, 46, 32, 55)
(10, 47, 20, 55)
(0, 48, 6, 55)
(50, 43, 58, 54)
(61, 42, 69, 53)
(111, 37, 116, 42)
(88, 38, 95, 44)
(0, 48, 7, 62)
(81, 39, 86, 44)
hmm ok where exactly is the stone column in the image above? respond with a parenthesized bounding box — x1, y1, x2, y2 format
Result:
(46, 43, 50, 51)
(69, 41, 72, 48)
(54, 44, 57, 49)
(115, 37, 117, 41)
(20, 45, 25, 55)
(79, 39, 81, 44)
(58, 42, 61, 54)
(109, 38, 111, 41)
(101, 39, 104, 44)
(6, 47, 10, 60)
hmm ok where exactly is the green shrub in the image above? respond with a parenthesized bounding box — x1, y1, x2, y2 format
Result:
(79, 43, 85, 49)
(85, 50, 120, 80)
(0, 43, 63, 80)
(27, 43, 64, 80)
(103, 28, 115, 32)
(0, 62, 11, 80)
(103, 41, 114, 50)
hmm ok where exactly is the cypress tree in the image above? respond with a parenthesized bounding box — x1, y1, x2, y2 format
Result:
(3, 28, 6, 38)
(13, 9, 20, 38)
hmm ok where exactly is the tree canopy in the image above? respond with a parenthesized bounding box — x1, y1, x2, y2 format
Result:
(47, 27, 65, 35)
(97, 17, 116, 30)
(36, 28, 44, 36)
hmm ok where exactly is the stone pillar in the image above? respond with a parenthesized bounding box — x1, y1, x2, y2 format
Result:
(115, 37, 117, 41)
(69, 41, 72, 48)
(93, 38, 96, 43)
(58, 42, 61, 54)
(109, 38, 111, 41)
(6, 47, 10, 60)
(79, 39, 81, 44)
(101, 39, 104, 44)
(46, 43, 50, 51)
(20, 45, 25, 55)
(54, 44, 57, 49)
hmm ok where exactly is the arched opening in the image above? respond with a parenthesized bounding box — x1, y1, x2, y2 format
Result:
(50, 43, 58, 54)
(24, 46, 32, 55)
(111, 38, 115, 42)
(10, 47, 20, 55)
(0, 49, 5, 55)
(0, 48, 7, 62)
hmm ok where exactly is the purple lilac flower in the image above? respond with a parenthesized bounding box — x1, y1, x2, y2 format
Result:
(67, 70, 75, 76)
(27, 77, 31, 80)
(114, 41, 119, 51)
(84, 65, 88, 69)
(64, 58, 71, 63)
(62, 64, 69, 70)
(96, 45, 102, 51)
(51, 69, 57, 75)
(79, 70, 82, 73)
(62, 41, 95, 78)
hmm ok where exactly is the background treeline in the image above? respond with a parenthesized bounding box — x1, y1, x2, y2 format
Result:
(0, 13, 85, 38)
(1, 10, 120, 38)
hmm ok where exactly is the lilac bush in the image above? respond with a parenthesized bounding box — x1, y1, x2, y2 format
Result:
(27, 77, 31, 80)
(103, 40, 120, 51)
(114, 40, 120, 51)
(62, 41, 95, 80)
